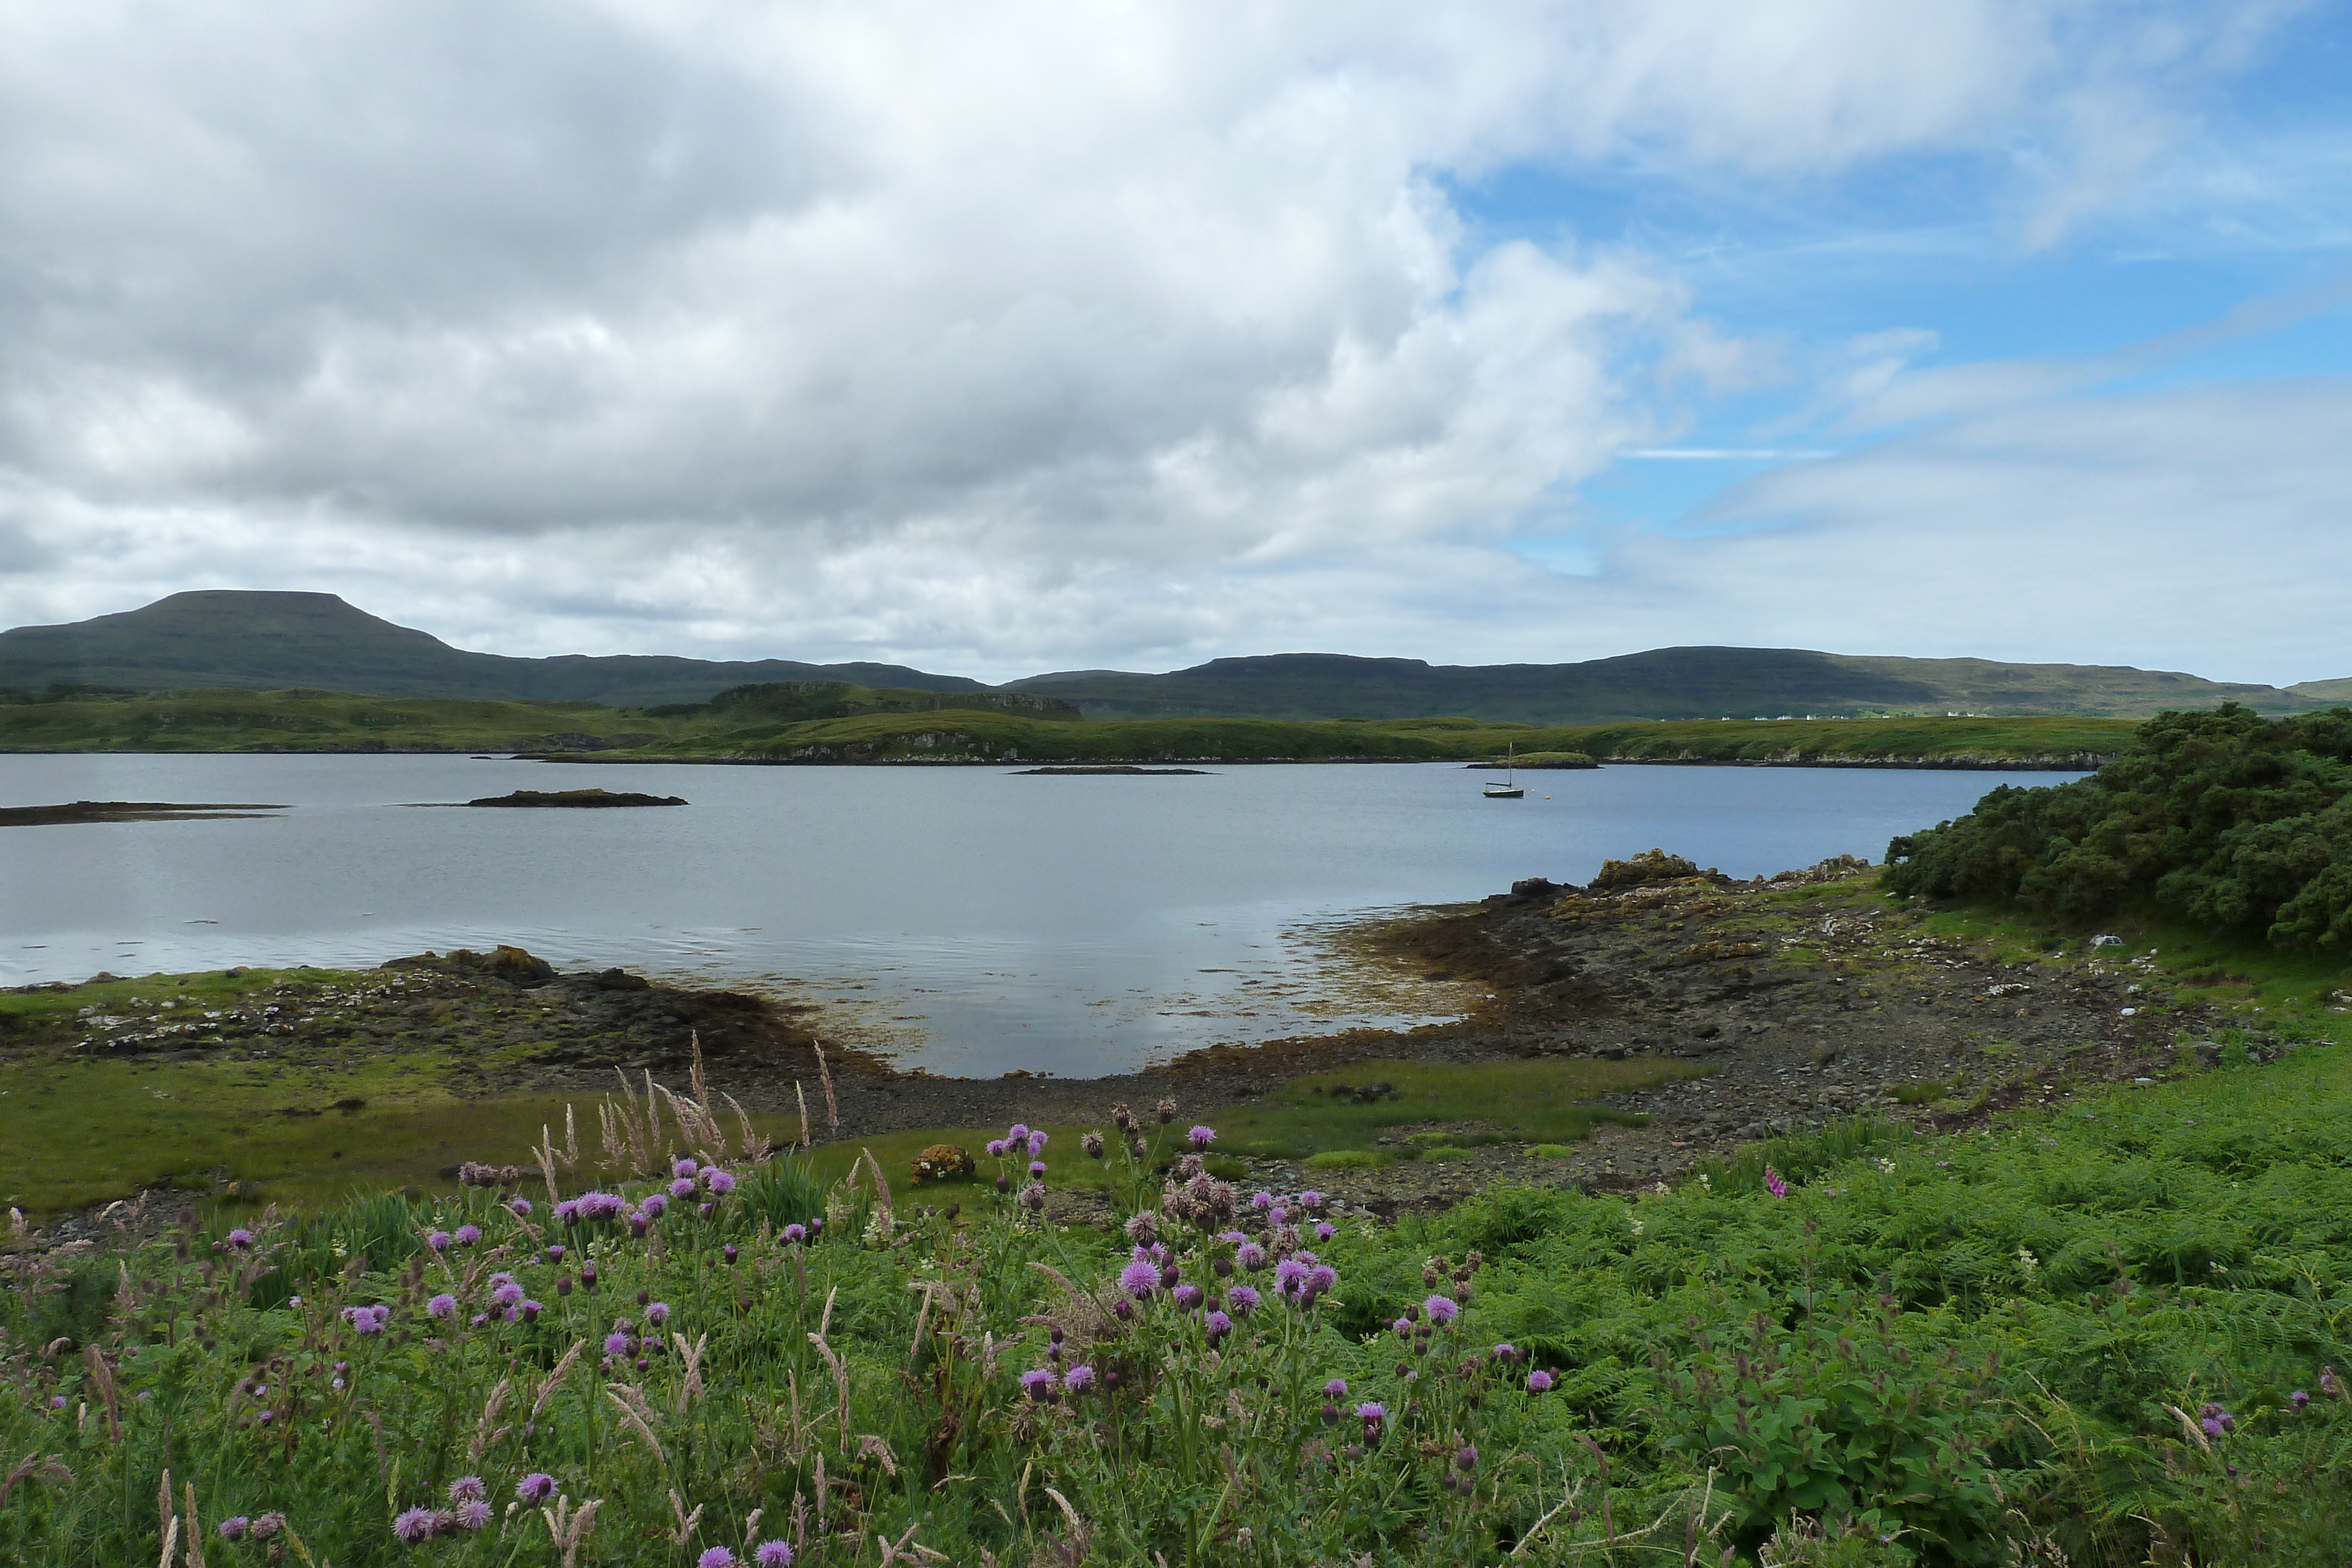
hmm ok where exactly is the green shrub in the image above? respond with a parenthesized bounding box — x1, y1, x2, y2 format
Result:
(1886, 704, 2352, 949)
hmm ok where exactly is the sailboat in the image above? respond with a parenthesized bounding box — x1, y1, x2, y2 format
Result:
(1484, 743, 1524, 798)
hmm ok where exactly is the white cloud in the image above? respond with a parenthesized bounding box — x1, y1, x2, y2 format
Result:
(1585, 378, 2352, 685)
(0, 0, 2309, 673)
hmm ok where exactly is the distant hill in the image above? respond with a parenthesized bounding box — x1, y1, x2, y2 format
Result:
(1004, 648, 2323, 723)
(0, 591, 983, 706)
(0, 591, 2333, 721)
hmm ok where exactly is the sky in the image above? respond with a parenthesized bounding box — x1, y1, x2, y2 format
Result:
(1, 1, 2348, 686)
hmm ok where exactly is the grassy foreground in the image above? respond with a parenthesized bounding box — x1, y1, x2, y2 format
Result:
(0, 685, 2133, 765)
(9, 1039, 2352, 1564)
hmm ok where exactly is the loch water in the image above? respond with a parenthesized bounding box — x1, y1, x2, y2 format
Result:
(1, 755, 2079, 1076)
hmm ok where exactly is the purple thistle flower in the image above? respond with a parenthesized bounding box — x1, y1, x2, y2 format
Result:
(674, 1157, 699, 1178)
(783, 1223, 806, 1243)
(1008, 1123, 1030, 1141)
(226, 1228, 255, 1249)
(453, 1223, 482, 1246)
(1763, 1165, 1789, 1199)
(393, 1506, 435, 1544)
(1120, 1259, 1160, 1299)
(517, 1473, 557, 1503)
(1527, 1369, 1555, 1392)
(629, 1213, 650, 1238)
(427, 1293, 457, 1319)
(706, 1169, 736, 1194)
(1235, 1241, 1266, 1271)
(1027, 1132, 1048, 1156)
(1424, 1294, 1460, 1326)
(1455, 1444, 1478, 1472)
(217, 1516, 251, 1540)
(456, 1499, 491, 1530)
(2201, 1415, 2226, 1437)
(1205, 1309, 1234, 1340)
(48, 1395, 66, 1409)
(1028, 1160, 1047, 1178)
(1315, 1222, 1336, 1241)
(640, 1192, 668, 1217)
(546, 1243, 566, 1262)
(699, 1549, 737, 1568)
(1172, 1283, 1203, 1309)
(1307, 1265, 1337, 1295)
(1064, 1364, 1095, 1393)
(522, 1299, 543, 1322)
(509, 1197, 532, 1217)
(985, 1139, 1007, 1158)
(1019, 1180, 1046, 1211)
(1355, 1401, 1386, 1430)
(604, 1332, 632, 1358)
(1298, 1189, 1324, 1209)
(1492, 1342, 1518, 1362)
(647, 1301, 670, 1326)
(2292, 1389, 2311, 1410)
(1268, 1205, 1288, 1228)
(426, 1231, 453, 1252)
(554, 1200, 580, 1223)
(1020, 1368, 1059, 1403)
(492, 1281, 524, 1309)
(671, 1178, 698, 1200)
(1187, 1125, 1216, 1151)
(448, 1475, 486, 1504)
(1251, 1191, 1274, 1211)
(1275, 1258, 1309, 1295)
(755, 1543, 796, 1568)
(470, 1313, 489, 1328)
(1325, 1378, 1348, 1397)
(1225, 1284, 1261, 1315)
(1394, 1317, 1413, 1339)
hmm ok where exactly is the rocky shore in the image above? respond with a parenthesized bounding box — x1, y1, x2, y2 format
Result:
(8, 852, 2261, 1234)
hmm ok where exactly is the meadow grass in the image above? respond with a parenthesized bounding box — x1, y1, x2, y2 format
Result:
(1201, 1058, 1701, 1162)
(11, 1038, 2352, 1563)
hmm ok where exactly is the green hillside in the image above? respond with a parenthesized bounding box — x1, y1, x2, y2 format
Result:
(0, 590, 982, 704)
(3, 590, 2330, 722)
(593, 708, 2136, 767)
(1008, 647, 2318, 723)
(0, 684, 2139, 765)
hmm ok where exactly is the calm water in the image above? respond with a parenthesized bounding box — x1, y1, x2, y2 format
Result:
(1, 756, 2072, 1075)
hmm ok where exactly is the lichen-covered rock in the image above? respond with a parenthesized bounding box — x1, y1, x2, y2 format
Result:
(911, 1144, 974, 1185)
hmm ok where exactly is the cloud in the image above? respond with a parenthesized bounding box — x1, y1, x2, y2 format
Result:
(1588, 377, 2352, 684)
(0, 0, 2308, 671)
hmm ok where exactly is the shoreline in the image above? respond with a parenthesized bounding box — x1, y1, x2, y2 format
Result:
(0, 747, 2104, 769)
(10, 858, 2293, 1224)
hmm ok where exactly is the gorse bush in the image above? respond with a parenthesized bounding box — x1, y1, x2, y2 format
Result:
(1885, 704, 2352, 948)
(8, 1055, 2352, 1564)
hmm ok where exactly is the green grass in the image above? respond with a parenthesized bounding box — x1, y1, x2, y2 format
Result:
(16, 1023, 2352, 1563)
(1202, 1057, 1700, 1161)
